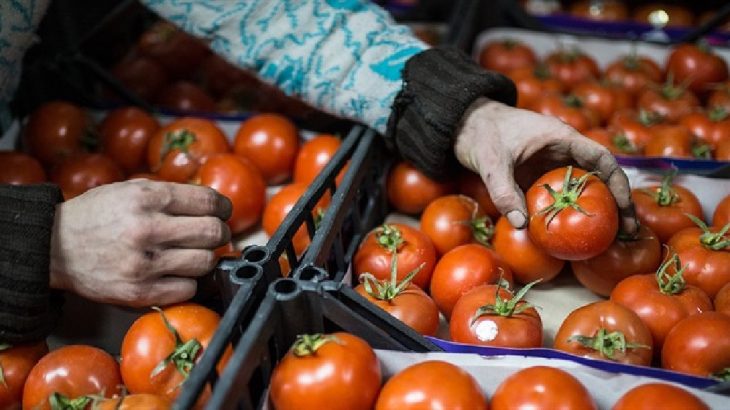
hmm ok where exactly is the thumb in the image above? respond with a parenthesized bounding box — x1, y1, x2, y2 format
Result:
(479, 161, 528, 229)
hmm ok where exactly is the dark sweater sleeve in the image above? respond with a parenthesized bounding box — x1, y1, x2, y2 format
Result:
(0, 184, 63, 343)
(385, 47, 517, 180)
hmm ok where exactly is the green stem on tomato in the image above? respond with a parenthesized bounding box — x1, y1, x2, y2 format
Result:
(655, 253, 687, 295)
(569, 328, 650, 361)
(375, 224, 405, 254)
(359, 253, 424, 302)
(536, 166, 596, 227)
(149, 307, 202, 380)
(685, 214, 730, 251)
(291, 334, 339, 357)
(470, 278, 541, 325)
(49, 392, 92, 410)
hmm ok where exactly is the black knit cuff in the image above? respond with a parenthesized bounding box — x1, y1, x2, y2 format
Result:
(0, 184, 63, 343)
(385, 47, 517, 180)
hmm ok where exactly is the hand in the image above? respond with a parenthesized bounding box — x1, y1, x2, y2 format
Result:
(50, 179, 232, 307)
(454, 98, 638, 234)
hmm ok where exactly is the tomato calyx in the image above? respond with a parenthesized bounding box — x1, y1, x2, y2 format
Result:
(470, 215, 495, 246)
(709, 106, 729, 122)
(375, 224, 404, 253)
(48, 392, 92, 410)
(658, 73, 691, 101)
(536, 166, 595, 226)
(637, 109, 663, 126)
(612, 133, 639, 154)
(686, 214, 730, 251)
(655, 253, 687, 295)
(713, 368, 730, 382)
(291, 334, 338, 357)
(563, 94, 585, 108)
(359, 253, 425, 302)
(160, 129, 197, 160)
(640, 170, 679, 207)
(692, 141, 713, 159)
(470, 278, 540, 325)
(568, 328, 649, 361)
(150, 306, 202, 380)
(533, 64, 552, 80)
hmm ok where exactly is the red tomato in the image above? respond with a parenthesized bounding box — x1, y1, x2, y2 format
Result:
(120, 304, 232, 405)
(375, 360, 487, 410)
(457, 170, 499, 218)
(156, 82, 216, 113)
(0, 151, 46, 184)
(450, 282, 542, 348)
(22, 345, 121, 410)
(679, 108, 730, 150)
(387, 161, 454, 215)
(355, 279, 439, 336)
(644, 124, 703, 159)
(0, 342, 47, 410)
(632, 4, 694, 27)
(270, 333, 381, 410)
(667, 43, 729, 96)
(493, 216, 564, 284)
(605, 55, 663, 97)
(526, 166, 618, 261)
(430, 243, 513, 318)
(147, 117, 230, 183)
(572, 225, 662, 297)
(715, 283, 730, 316)
(420, 195, 492, 256)
(262, 183, 330, 255)
(714, 195, 730, 228)
(100, 107, 160, 175)
(353, 223, 436, 290)
(554, 300, 653, 366)
(507, 65, 564, 109)
(233, 113, 299, 184)
(23, 101, 90, 167)
(195, 153, 265, 234)
(570, 0, 628, 21)
(583, 127, 640, 156)
(51, 153, 124, 200)
(572, 80, 633, 124)
(637, 79, 700, 123)
(613, 383, 710, 410)
(137, 21, 209, 79)
(110, 57, 169, 102)
(610, 254, 713, 353)
(292, 134, 345, 186)
(94, 394, 171, 410)
(491, 366, 597, 410)
(532, 94, 599, 132)
(478, 39, 537, 74)
(610, 108, 664, 151)
(545, 49, 601, 85)
(668, 222, 730, 299)
(661, 312, 730, 379)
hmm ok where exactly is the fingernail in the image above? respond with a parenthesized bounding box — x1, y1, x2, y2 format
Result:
(507, 210, 527, 229)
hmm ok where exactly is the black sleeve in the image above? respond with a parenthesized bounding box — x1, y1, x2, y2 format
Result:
(385, 46, 517, 180)
(0, 184, 63, 344)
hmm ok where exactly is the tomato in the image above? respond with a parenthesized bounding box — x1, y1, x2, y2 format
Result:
(715, 283, 730, 316)
(637, 79, 700, 123)
(0, 151, 46, 184)
(420, 195, 492, 256)
(570, 0, 628, 21)
(110, 57, 169, 102)
(631, 175, 704, 244)
(572, 80, 632, 124)
(610, 254, 712, 353)
(156, 82, 216, 113)
(532, 93, 599, 132)
(198, 54, 251, 98)
(526, 166, 618, 261)
(572, 225, 662, 297)
(375, 360, 486, 410)
(457, 170, 499, 218)
(478, 39, 537, 74)
(680, 108, 730, 150)
(353, 223, 436, 290)
(708, 82, 730, 113)
(545, 49, 601, 85)
(94, 394, 170, 410)
(632, 4, 694, 27)
(717, 137, 730, 160)
(0, 342, 47, 410)
(609, 108, 664, 151)
(613, 383, 710, 410)
(23, 101, 90, 167)
(491, 366, 597, 410)
(714, 195, 730, 227)
(605, 54, 663, 97)
(120, 303, 232, 405)
(430, 243, 513, 318)
(233, 113, 299, 184)
(554, 300, 653, 366)
(100, 107, 160, 175)
(270, 333, 381, 410)
(137, 21, 209, 79)
(292, 134, 345, 186)
(493, 216, 564, 284)
(583, 127, 639, 156)
(450, 282, 542, 348)
(662, 312, 730, 379)
(644, 124, 708, 159)
(387, 161, 454, 215)
(51, 153, 124, 200)
(22, 345, 121, 410)
(507, 65, 564, 109)
(147, 117, 230, 183)
(667, 43, 729, 96)
(262, 183, 330, 255)
(195, 153, 265, 234)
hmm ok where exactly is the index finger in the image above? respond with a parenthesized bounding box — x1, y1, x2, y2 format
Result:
(160, 183, 232, 220)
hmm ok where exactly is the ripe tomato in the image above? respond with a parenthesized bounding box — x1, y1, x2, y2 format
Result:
(110, 56, 169, 102)
(605, 54, 663, 97)
(507, 65, 564, 109)
(478, 39, 537, 74)
(156, 82, 216, 113)
(270, 333, 381, 410)
(23, 101, 90, 167)
(532, 94, 599, 132)
(570, 0, 628, 21)
(661, 312, 730, 379)
(430, 243, 513, 318)
(493, 216, 564, 284)
(0, 151, 46, 184)
(631, 175, 704, 244)
(717, 138, 730, 160)
(420, 195, 492, 256)
(233, 113, 299, 184)
(526, 166, 618, 261)
(714, 195, 730, 228)
(583, 127, 639, 156)
(715, 283, 730, 316)
(120, 304, 232, 405)
(609, 108, 664, 151)
(292, 134, 345, 186)
(94, 394, 170, 410)
(137, 20, 209, 79)
(450, 282, 542, 348)
(147, 117, 229, 183)
(491, 366, 597, 410)
(353, 223, 436, 290)
(262, 183, 330, 255)
(457, 170, 499, 218)
(572, 225, 662, 297)
(613, 383, 709, 410)
(668, 221, 730, 299)
(51, 153, 124, 200)
(667, 43, 729, 95)
(195, 153, 265, 234)
(572, 80, 632, 124)
(679, 108, 730, 150)
(0, 342, 47, 410)
(637, 78, 700, 123)
(375, 360, 487, 410)
(610, 254, 712, 353)
(387, 161, 454, 214)
(22, 345, 121, 410)
(545, 49, 601, 85)
(100, 107, 160, 175)
(644, 124, 705, 159)
(554, 300, 653, 366)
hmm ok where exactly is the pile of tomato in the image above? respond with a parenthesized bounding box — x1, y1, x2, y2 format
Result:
(480, 37, 730, 160)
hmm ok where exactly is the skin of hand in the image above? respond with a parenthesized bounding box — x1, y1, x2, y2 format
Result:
(454, 98, 638, 235)
(49, 179, 233, 307)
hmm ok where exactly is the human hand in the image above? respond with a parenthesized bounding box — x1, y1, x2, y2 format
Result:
(454, 98, 638, 234)
(49, 179, 232, 307)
